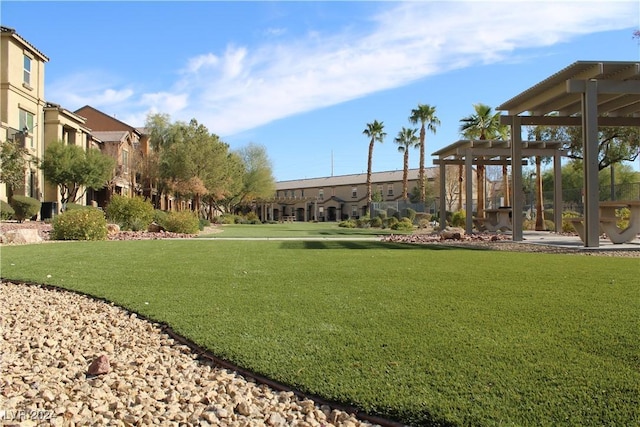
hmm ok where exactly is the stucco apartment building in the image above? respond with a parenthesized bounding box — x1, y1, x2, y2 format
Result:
(0, 26, 49, 203)
(1, 26, 108, 216)
(260, 168, 439, 222)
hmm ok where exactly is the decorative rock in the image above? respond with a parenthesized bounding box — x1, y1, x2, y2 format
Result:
(0, 281, 379, 427)
(147, 222, 165, 232)
(3, 228, 42, 244)
(106, 223, 120, 235)
(88, 355, 111, 375)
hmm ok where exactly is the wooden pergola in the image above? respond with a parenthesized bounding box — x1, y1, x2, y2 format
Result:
(433, 139, 565, 235)
(497, 61, 640, 247)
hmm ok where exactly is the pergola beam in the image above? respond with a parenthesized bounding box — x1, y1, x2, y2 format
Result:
(499, 115, 640, 127)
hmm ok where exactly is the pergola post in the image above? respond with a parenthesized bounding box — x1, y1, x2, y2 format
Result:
(510, 116, 523, 241)
(582, 79, 600, 247)
(553, 151, 563, 233)
(465, 149, 474, 234)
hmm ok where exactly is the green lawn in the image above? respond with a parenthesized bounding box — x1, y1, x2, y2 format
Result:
(1, 239, 638, 426)
(200, 222, 413, 238)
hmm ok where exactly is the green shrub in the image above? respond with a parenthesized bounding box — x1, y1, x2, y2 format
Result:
(369, 216, 383, 228)
(0, 199, 15, 220)
(199, 218, 210, 231)
(385, 216, 399, 228)
(64, 203, 88, 211)
(562, 211, 582, 233)
(9, 195, 41, 222)
(415, 213, 431, 228)
(405, 208, 416, 222)
(338, 219, 356, 228)
(355, 216, 370, 228)
(545, 219, 556, 232)
(391, 217, 414, 231)
(153, 209, 169, 226)
(51, 208, 107, 240)
(451, 210, 466, 227)
(376, 209, 387, 220)
(105, 195, 154, 231)
(214, 214, 237, 225)
(163, 211, 200, 234)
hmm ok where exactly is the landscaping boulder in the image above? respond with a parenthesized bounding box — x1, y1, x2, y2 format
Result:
(440, 227, 465, 240)
(147, 222, 165, 233)
(88, 355, 110, 376)
(106, 223, 120, 235)
(2, 228, 42, 244)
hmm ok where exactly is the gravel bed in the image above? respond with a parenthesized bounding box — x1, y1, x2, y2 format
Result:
(0, 281, 380, 427)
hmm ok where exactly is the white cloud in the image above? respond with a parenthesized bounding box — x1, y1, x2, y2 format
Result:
(47, 71, 134, 108)
(51, 1, 637, 134)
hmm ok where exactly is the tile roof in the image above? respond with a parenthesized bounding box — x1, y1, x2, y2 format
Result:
(276, 167, 438, 190)
(92, 131, 129, 143)
(1, 26, 49, 62)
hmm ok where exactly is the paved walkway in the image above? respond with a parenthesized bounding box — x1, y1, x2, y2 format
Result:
(517, 230, 640, 251)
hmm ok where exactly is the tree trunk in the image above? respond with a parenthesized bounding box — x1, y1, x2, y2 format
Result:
(366, 140, 374, 205)
(419, 126, 426, 203)
(403, 150, 409, 200)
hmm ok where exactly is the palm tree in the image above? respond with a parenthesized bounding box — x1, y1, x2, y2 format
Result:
(409, 104, 440, 204)
(394, 127, 419, 200)
(459, 103, 507, 216)
(363, 120, 386, 206)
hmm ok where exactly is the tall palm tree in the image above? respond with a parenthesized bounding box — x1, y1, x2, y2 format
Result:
(409, 104, 440, 204)
(363, 120, 386, 206)
(394, 127, 419, 200)
(459, 103, 506, 216)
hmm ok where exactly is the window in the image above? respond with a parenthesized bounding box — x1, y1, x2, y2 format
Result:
(352, 187, 357, 198)
(351, 205, 358, 217)
(19, 109, 34, 148)
(318, 189, 324, 200)
(121, 150, 129, 173)
(387, 184, 394, 196)
(23, 54, 31, 86)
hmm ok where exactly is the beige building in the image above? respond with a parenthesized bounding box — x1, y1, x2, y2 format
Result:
(259, 168, 439, 222)
(41, 102, 98, 215)
(0, 26, 49, 202)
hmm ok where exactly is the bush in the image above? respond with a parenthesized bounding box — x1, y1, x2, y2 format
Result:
(213, 214, 238, 225)
(153, 209, 169, 226)
(405, 208, 417, 222)
(51, 208, 107, 240)
(199, 218, 210, 231)
(0, 199, 15, 220)
(415, 213, 431, 228)
(105, 195, 154, 231)
(385, 216, 399, 228)
(64, 203, 88, 211)
(338, 219, 356, 228)
(391, 217, 414, 231)
(369, 216, 383, 228)
(355, 216, 370, 228)
(163, 211, 200, 234)
(10, 195, 41, 222)
(450, 210, 466, 228)
(375, 210, 387, 220)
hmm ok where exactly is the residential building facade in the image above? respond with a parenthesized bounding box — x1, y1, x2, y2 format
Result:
(0, 26, 49, 202)
(257, 168, 439, 222)
(42, 102, 97, 213)
(74, 106, 144, 207)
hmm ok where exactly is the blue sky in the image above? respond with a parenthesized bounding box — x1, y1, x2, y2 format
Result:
(2, 1, 639, 181)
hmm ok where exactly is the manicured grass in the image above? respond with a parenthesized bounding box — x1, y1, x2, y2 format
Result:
(200, 222, 412, 238)
(2, 240, 639, 426)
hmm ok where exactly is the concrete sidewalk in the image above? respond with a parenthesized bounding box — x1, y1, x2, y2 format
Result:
(518, 231, 640, 251)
